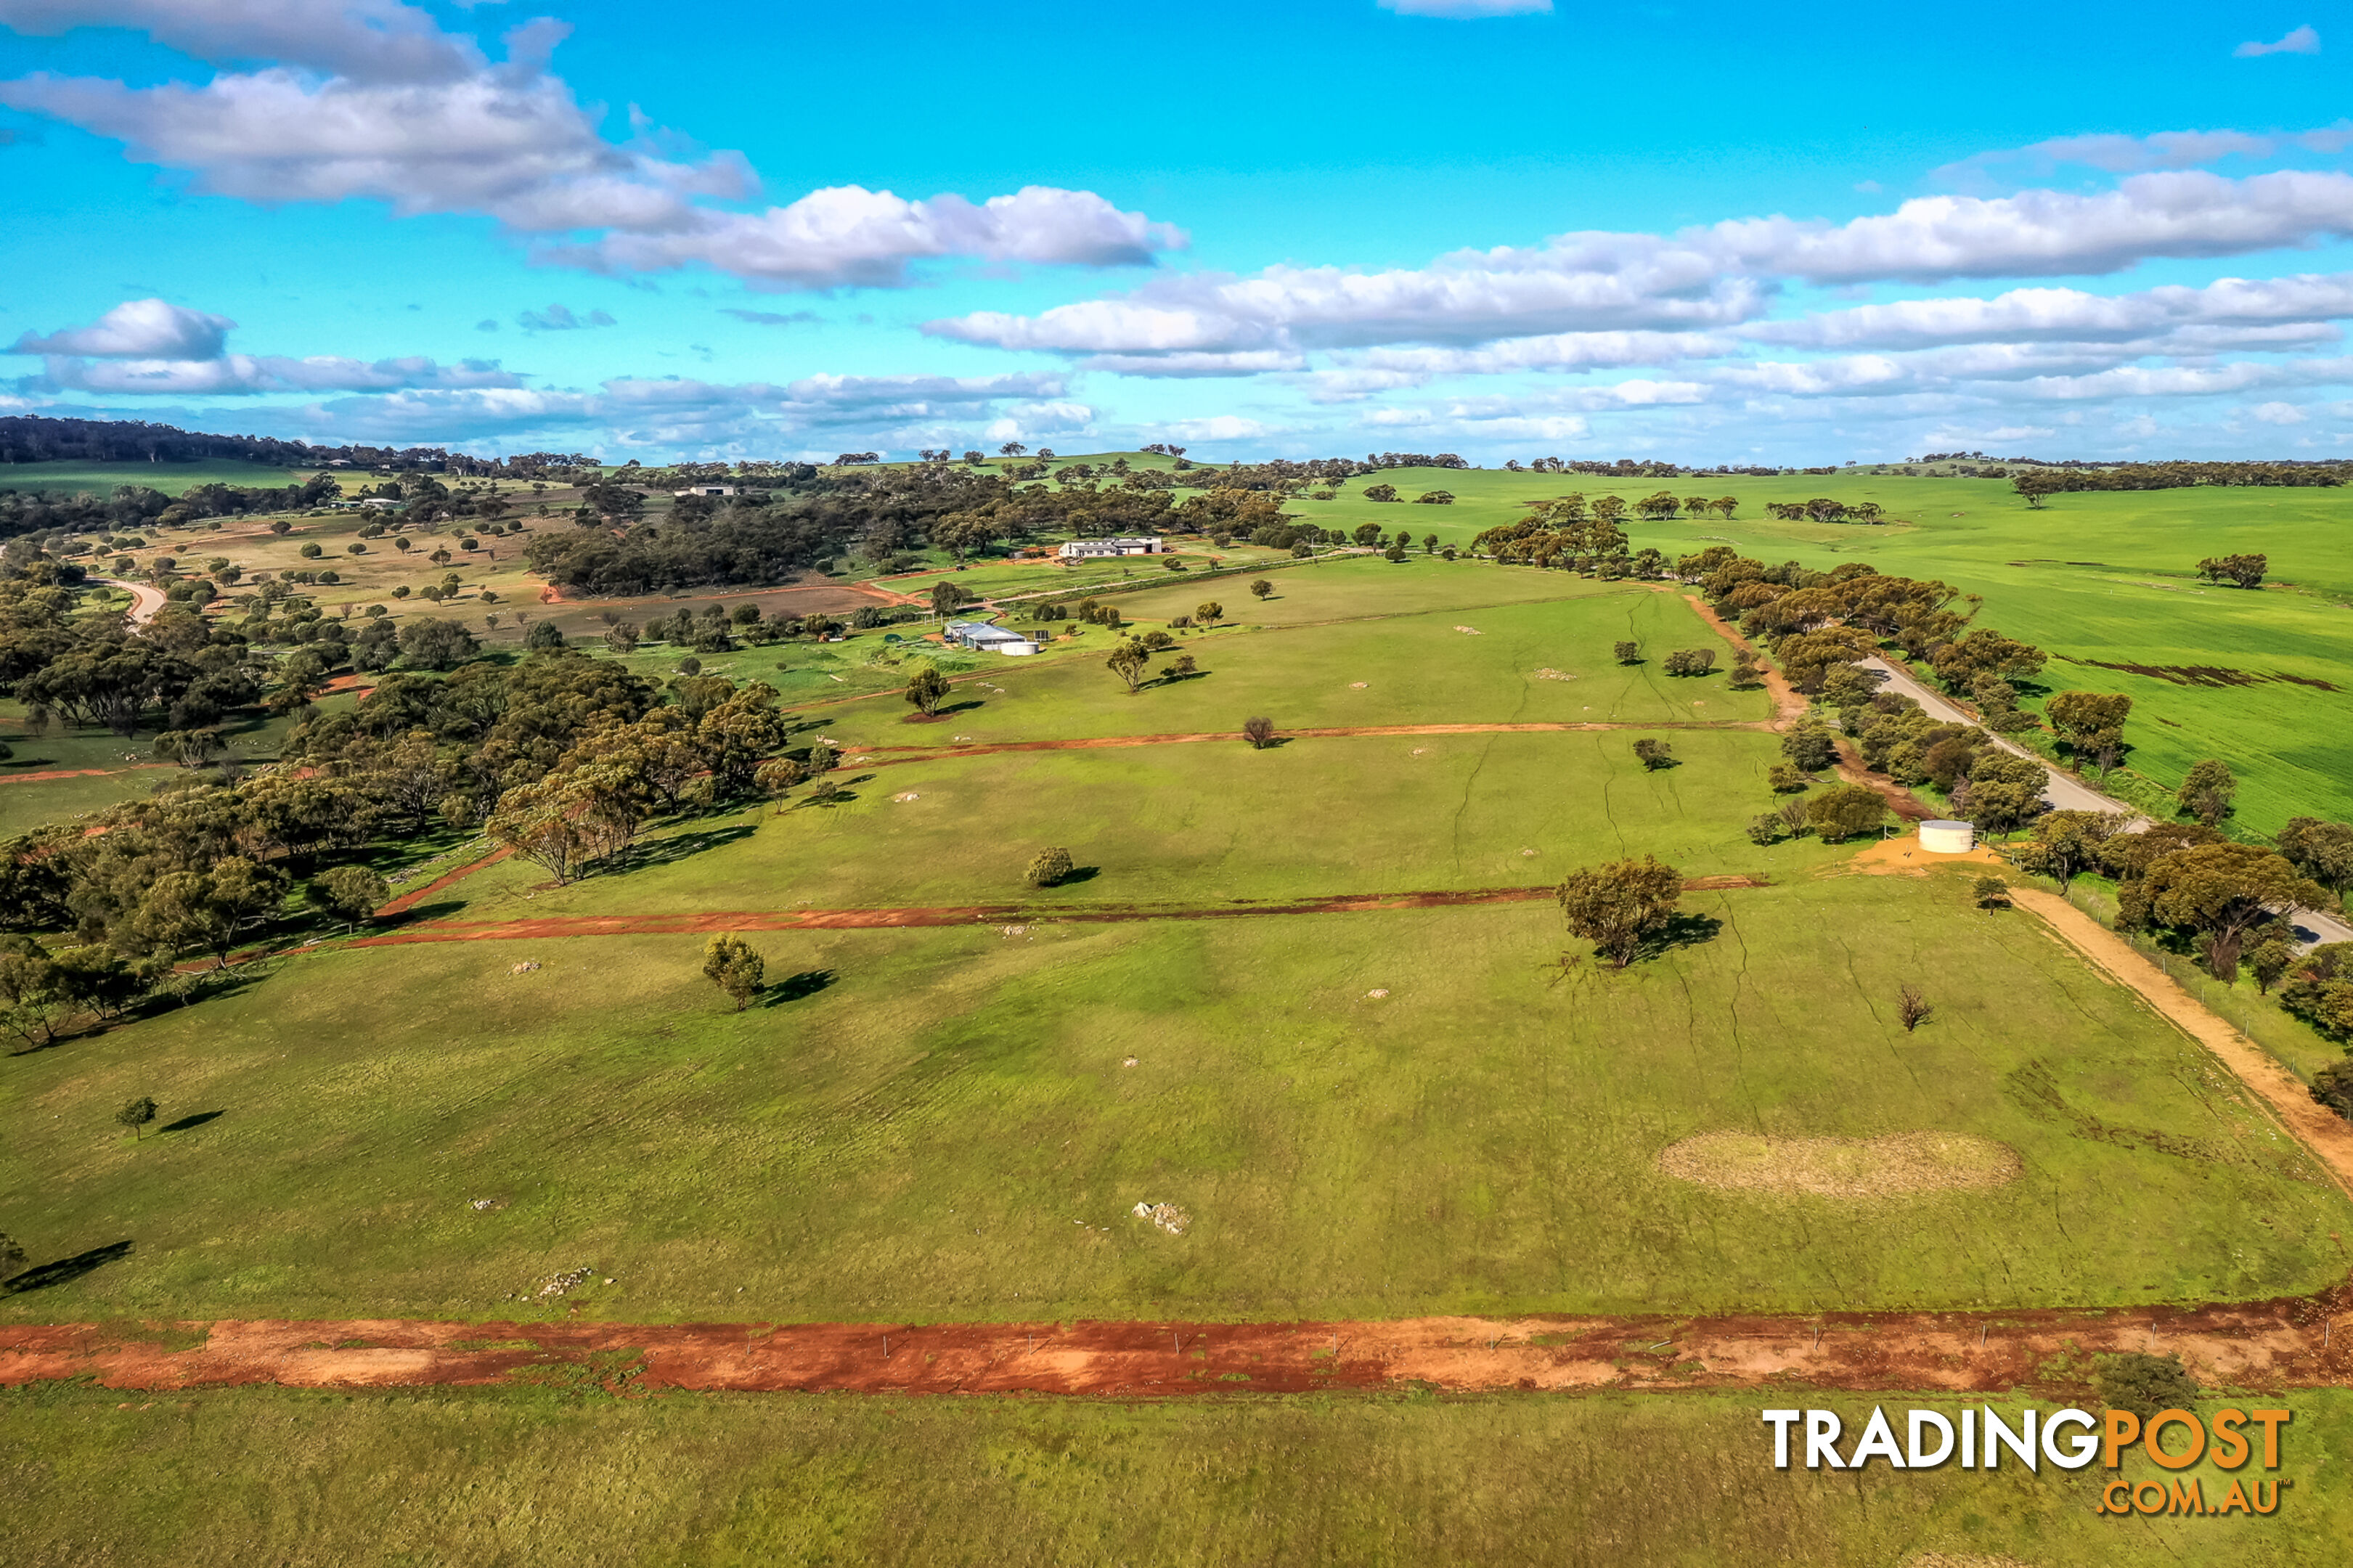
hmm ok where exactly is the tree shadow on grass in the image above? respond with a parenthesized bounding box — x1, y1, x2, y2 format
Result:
(761, 970, 836, 1006)
(1639, 912, 1722, 962)
(1045, 866, 1101, 888)
(160, 1109, 224, 1133)
(2, 1240, 133, 1296)
(622, 823, 756, 872)
(381, 900, 469, 926)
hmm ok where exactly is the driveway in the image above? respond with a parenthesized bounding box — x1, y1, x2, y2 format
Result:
(1859, 656, 2353, 948)
(91, 576, 168, 626)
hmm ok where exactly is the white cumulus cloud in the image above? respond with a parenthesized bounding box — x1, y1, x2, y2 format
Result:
(0, 1, 1182, 291)
(1710, 171, 2353, 283)
(5, 293, 526, 396)
(2235, 25, 2320, 57)
(30, 353, 523, 396)
(0, 0, 480, 83)
(11, 298, 235, 359)
(567, 185, 1184, 290)
(1745, 273, 2353, 350)
(928, 247, 1764, 361)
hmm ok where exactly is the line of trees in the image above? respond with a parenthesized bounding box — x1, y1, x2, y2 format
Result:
(2, 473, 345, 544)
(1761, 499, 1885, 524)
(2015, 463, 2346, 506)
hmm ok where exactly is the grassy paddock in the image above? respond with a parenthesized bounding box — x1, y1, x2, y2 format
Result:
(1, 1380, 2341, 1567)
(802, 573, 1769, 746)
(4, 877, 2341, 1326)
(0, 698, 335, 838)
(451, 725, 1814, 918)
(1234, 470, 2353, 833)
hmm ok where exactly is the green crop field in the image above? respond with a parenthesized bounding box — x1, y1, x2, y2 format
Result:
(0, 459, 310, 495)
(7, 1381, 2343, 1568)
(1196, 462, 2353, 836)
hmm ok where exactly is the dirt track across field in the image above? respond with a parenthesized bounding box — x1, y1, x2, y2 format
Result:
(0, 765, 168, 786)
(5, 1282, 2349, 1399)
(376, 845, 515, 918)
(861, 717, 1774, 768)
(352, 877, 1770, 947)
(1681, 592, 1805, 729)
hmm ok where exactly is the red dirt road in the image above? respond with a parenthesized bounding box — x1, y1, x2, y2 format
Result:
(0, 766, 167, 785)
(375, 845, 515, 918)
(1682, 592, 1805, 730)
(351, 878, 1767, 947)
(6, 1281, 2348, 1398)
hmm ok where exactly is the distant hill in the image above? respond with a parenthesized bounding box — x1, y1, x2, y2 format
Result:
(0, 415, 592, 476)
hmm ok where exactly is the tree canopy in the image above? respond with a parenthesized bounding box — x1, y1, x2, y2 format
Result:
(1555, 856, 1683, 968)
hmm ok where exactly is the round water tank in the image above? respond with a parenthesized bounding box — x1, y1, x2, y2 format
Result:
(1919, 820, 1975, 854)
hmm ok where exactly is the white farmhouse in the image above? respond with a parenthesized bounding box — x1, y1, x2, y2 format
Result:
(1058, 536, 1163, 559)
(944, 620, 1041, 656)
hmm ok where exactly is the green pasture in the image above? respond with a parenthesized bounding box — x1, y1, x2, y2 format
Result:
(1254, 469, 2353, 834)
(6, 1381, 2342, 1568)
(794, 579, 1770, 751)
(855, 545, 1294, 603)
(1188, 467, 2353, 832)
(5, 875, 2343, 1327)
(0, 700, 314, 838)
(456, 726, 1811, 919)
(1106, 548, 1620, 625)
(0, 458, 309, 496)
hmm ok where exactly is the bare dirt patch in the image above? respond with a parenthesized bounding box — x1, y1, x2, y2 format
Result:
(1840, 836, 2005, 878)
(1658, 1131, 2022, 1199)
(7, 1281, 2350, 1399)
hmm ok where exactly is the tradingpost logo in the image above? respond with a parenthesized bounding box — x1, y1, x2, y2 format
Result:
(1763, 1405, 2291, 1516)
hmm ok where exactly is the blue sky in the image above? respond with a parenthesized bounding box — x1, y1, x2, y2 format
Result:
(4, 1, 2352, 465)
